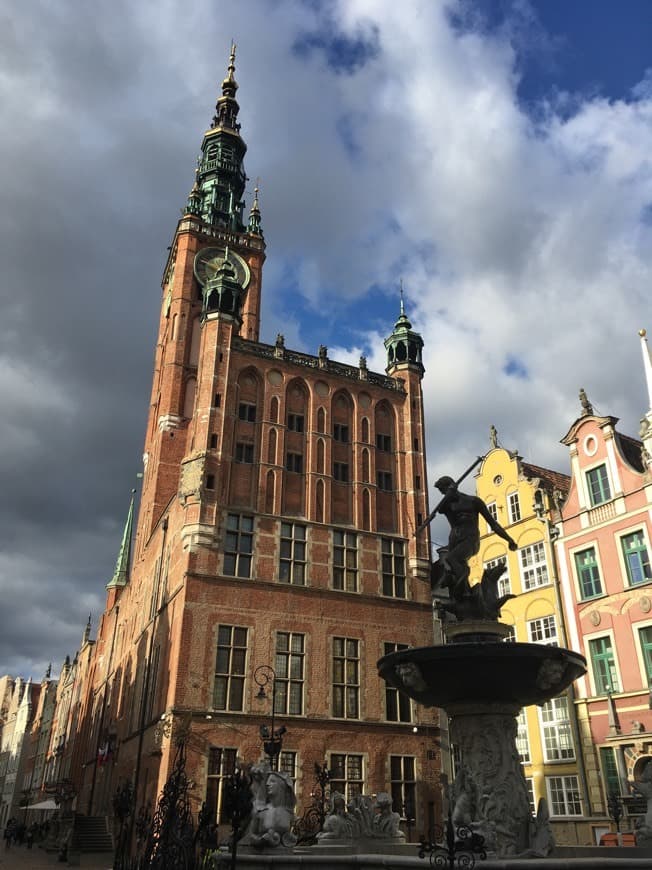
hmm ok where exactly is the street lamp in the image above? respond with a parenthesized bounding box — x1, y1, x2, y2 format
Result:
(254, 664, 286, 770)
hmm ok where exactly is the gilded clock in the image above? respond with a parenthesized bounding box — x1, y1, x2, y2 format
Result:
(193, 247, 250, 289)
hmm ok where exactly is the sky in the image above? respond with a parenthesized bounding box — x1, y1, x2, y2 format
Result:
(2, 0, 652, 679)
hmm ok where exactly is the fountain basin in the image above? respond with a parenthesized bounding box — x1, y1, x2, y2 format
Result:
(377, 642, 586, 709)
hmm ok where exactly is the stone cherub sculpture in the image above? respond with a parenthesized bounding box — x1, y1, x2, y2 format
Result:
(430, 476, 518, 621)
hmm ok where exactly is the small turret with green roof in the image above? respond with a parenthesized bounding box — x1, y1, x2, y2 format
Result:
(384, 285, 424, 377)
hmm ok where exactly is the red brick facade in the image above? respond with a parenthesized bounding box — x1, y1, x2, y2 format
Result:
(72, 76, 441, 839)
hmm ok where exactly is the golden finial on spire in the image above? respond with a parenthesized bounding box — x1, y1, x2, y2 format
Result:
(399, 279, 405, 315)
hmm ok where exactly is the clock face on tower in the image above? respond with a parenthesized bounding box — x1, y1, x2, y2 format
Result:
(193, 247, 251, 289)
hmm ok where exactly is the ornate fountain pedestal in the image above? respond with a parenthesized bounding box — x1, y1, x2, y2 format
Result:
(378, 619, 587, 858)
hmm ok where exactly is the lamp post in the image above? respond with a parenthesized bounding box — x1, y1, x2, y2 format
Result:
(254, 664, 286, 770)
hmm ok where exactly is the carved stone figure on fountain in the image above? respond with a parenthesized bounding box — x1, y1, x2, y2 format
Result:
(372, 793, 404, 840)
(630, 762, 652, 846)
(317, 792, 351, 841)
(430, 476, 517, 621)
(241, 766, 297, 850)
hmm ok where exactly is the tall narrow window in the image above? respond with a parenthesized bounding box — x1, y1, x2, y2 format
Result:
(508, 492, 521, 523)
(224, 514, 254, 578)
(486, 502, 498, 531)
(382, 539, 406, 598)
(333, 461, 349, 482)
(330, 753, 363, 800)
(213, 625, 247, 711)
(520, 542, 549, 590)
(638, 626, 652, 682)
(621, 531, 652, 586)
(600, 747, 621, 798)
(333, 531, 358, 591)
(274, 632, 305, 716)
(588, 636, 619, 693)
(516, 709, 530, 763)
(383, 642, 411, 722)
(586, 464, 611, 506)
(279, 522, 306, 585)
(574, 547, 602, 599)
(279, 751, 297, 788)
(390, 756, 416, 820)
(332, 637, 360, 719)
(540, 696, 574, 761)
(206, 747, 238, 824)
(333, 423, 349, 442)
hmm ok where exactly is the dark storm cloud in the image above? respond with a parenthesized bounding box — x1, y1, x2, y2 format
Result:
(0, 1, 201, 677)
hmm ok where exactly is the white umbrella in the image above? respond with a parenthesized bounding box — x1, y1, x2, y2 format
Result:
(25, 799, 58, 810)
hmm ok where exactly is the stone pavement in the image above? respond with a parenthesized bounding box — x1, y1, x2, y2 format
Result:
(0, 845, 113, 869)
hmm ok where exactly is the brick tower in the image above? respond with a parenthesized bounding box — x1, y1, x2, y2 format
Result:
(81, 48, 440, 838)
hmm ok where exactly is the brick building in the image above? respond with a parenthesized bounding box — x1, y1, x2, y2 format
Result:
(73, 48, 440, 837)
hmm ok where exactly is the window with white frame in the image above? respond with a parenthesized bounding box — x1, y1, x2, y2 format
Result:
(279, 523, 306, 585)
(508, 492, 521, 523)
(333, 531, 358, 591)
(382, 538, 406, 598)
(383, 642, 412, 722)
(274, 632, 305, 716)
(621, 531, 652, 586)
(527, 615, 558, 646)
(332, 637, 360, 719)
(213, 625, 247, 711)
(486, 501, 498, 532)
(224, 514, 254, 578)
(390, 755, 416, 820)
(503, 625, 517, 642)
(586, 463, 611, 506)
(516, 709, 530, 763)
(484, 555, 510, 596)
(525, 778, 535, 815)
(519, 542, 549, 590)
(330, 753, 364, 800)
(206, 747, 238, 823)
(540, 696, 574, 761)
(546, 775, 582, 816)
(279, 750, 297, 787)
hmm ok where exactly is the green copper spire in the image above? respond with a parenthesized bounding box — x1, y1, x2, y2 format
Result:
(384, 283, 425, 377)
(186, 44, 249, 231)
(247, 184, 263, 236)
(106, 490, 136, 589)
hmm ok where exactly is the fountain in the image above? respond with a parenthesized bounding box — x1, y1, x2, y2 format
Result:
(379, 475, 586, 858)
